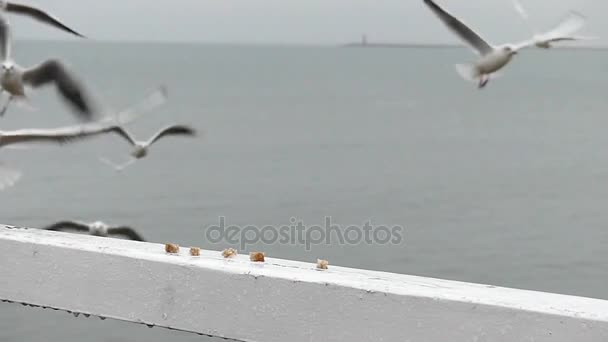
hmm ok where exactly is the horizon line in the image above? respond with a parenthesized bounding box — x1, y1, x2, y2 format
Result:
(11, 37, 608, 50)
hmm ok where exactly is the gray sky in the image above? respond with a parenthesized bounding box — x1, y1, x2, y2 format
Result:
(11, 0, 606, 45)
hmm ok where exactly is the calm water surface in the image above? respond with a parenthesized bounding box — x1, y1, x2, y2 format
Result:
(0, 42, 607, 341)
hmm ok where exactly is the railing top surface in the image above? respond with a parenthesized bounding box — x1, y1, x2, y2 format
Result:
(2, 224, 607, 323)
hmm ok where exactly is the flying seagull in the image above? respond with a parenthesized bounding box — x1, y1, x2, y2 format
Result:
(3, 1, 85, 38)
(0, 85, 168, 190)
(42, 221, 145, 241)
(0, 10, 96, 119)
(0, 122, 126, 190)
(423, 0, 534, 88)
(512, 0, 595, 49)
(0, 86, 168, 149)
(99, 124, 197, 171)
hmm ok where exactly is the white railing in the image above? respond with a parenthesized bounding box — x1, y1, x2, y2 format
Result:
(1, 225, 607, 341)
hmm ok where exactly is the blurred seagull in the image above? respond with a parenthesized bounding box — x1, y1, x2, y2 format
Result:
(3, 1, 85, 37)
(512, 0, 595, 49)
(423, 0, 535, 88)
(42, 220, 145, 241)
(0, 10, 95, 119)
(0, 85, 168, 190)
(99, 124, 197, 171)
(0, 122, 127, 190)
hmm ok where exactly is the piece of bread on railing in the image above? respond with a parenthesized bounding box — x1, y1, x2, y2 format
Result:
(222, 248, 238, 259)
(250, 252, 265, 262)
(165, 243, 180, 254)
(316, 259, 329, 270)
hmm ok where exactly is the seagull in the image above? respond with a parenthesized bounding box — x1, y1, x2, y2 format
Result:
(0, 9, 96, 119)
(423, 0, 534, 88)
(3, 1, 85, 38)
(0, 86, 168, 150)
(512, 0, 595, 49)
(99, 125, 197, 171)
(42, 220, 145, 241)
(0, 85, 168, 190)
(0, 122, 127, 190)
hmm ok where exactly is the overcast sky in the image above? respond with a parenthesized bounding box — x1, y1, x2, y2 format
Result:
(10, 0, 606, 45)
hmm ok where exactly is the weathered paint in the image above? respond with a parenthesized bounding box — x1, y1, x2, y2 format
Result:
(0, 225, 607, 342)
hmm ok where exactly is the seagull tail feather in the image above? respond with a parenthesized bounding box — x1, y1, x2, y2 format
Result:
(454, 63, 478, 83)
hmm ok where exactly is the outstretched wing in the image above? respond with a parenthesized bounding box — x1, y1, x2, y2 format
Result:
(423, 0, 493, 55)
(113, 85, 168, 125)
(22, 59, 98, 121)
(94, 85, 168, 129)
(510, 39, 535, 51)
(6, 2, 85, 38)
(0, 11, 11, 61)
(42, 221, 90, 232)
(0, 122, 118, 148)
(108, 227, 145, 241)
(147, 125, 196, 146)
(546, 36, 597, 43)
(107, 126, 138, 146)
(535, 11, 586, 43)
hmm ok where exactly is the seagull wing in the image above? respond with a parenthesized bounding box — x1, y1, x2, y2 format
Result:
(0, 122, 117, 148)
(535, 11, 586, 43)
(112, 85, 168, 125)
(6, 2, 85, 38)
(423, 0, 493, 55)
(42, 221, 90, 232)
(146, 125, 196, 146)
(554, 35, 598, 42)
(94, 85, 168, 129)
(22, 59, 99, 121)
(510, 39, 536, 51)
(0, 12, 11, 61)
(107, 226, 145, 241)
(108, 126, 138, 146)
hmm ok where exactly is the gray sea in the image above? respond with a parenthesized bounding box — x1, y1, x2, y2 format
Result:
(0, 41, 607, 341)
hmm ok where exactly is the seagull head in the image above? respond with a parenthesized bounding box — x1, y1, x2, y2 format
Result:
(90, 221, 109, 236)
(1, 62, 15, 73)
(131, 146, 148, 159)
(502, 46, 518, 56)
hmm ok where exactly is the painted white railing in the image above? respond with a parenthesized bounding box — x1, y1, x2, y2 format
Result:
(0, 225, 607, 342)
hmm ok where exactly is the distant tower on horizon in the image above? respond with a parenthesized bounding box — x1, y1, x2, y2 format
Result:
(362, 34, 368, 46)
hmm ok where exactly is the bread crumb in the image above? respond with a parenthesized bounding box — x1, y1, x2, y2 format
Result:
(317, 259, 329, 270)
(250, 252, 265, 262)
(222, 248, 238, 259)
(165, 243, 180, 254)
(190, 247, 200, 256)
